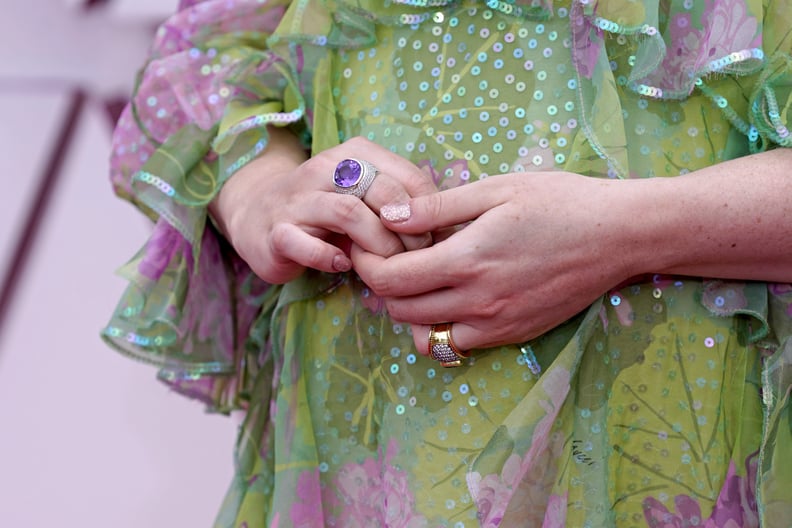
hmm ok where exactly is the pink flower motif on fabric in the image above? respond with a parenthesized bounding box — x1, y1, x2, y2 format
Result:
(700, 280, 750, 315)
(642, 452, 758, 528)
(705, 0, 760, 61)
(138, 221, 190, 281)
(330, 439, 427, 527)
(290, 469, 326, 526)
(467, 454, 523, 526)
(768, 283, 792, 296)
(467, 367, 571, 526)
(543, 493, 569, 527)
(768, 283, 792, 316)
(650, 0, 760, 92)
(175, 230, 236, 356)
(569, 1, 603, 79)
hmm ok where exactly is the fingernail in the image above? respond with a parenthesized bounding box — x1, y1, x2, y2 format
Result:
(381, 203, 411, 222)
(333, 254, 352, 272)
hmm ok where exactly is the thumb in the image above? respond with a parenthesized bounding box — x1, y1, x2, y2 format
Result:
(379, 184, 493, 234)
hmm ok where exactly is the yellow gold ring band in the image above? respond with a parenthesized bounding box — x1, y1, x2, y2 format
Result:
(428, 323, 469, 367)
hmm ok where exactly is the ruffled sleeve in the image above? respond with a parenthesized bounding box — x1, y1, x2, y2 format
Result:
(567, 0, 792, 177)
(102, 0, 306, 413)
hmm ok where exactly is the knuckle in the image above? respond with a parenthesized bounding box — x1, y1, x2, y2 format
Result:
(367, 272, 396, 297)
(407, 167, 437, 193)
(384, 299, 408, 322)
(334, 195, 365, 224)
(344, 136, 374, 150)
(247, 248, 281, 284)
(298, 154, 322, 175)
(467, 283, 506, 319)
(370, 176, 402, 202)
(268, 223, 290, 253)
(305, 245, 326, 268)
(251, 262, 279, 284)
(424, 193, 445, 221)
(477, 297, 504, 319)
(385, 237, 406, 257)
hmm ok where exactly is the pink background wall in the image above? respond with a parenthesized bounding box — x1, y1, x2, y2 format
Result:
(0, 1, 239, 526)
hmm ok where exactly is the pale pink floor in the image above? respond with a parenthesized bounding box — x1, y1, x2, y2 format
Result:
(0, 2, 238, 527)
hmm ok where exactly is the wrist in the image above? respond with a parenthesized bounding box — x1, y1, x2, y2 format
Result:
(598, 156, 791, 283)
(598, 177, 677, 281)
(209, 126, 307, 244)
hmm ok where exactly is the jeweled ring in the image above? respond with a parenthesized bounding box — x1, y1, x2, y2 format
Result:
(333, 158, 379, 199)
(428, 323, 470, 367)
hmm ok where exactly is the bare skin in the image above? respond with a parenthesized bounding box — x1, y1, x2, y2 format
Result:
(209, 127, 791, 356)
(209, 128, 436, 284)
(350, 149, 792, 355)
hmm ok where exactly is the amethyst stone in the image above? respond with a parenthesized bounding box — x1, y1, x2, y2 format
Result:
(333, 159, 362, 188)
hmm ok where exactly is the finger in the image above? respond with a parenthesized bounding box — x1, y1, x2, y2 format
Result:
(301, 151, 433, 251)
(351, 243, 454, 297)
(304, 137, 435, 198)
(432, 226, 460, 244)
(400, 232, 434, 251)
(340, 136, 438, 198)
(269, 222, 351, 274)
(359, 174, 433, 250)
(380, 181, 500, 234)
(304, 192, 405, 257)
(351, 231, 477, 297)
(382, 285, 484, 326)
(331, 139, 436, 249)
(304, 138, 436, 249)
(410, 323, 432, 356)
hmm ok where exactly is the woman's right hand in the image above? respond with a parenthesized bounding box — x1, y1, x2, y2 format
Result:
(209, 129, 437, 284)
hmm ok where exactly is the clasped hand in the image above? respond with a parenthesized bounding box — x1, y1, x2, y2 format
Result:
(352, 171, 636, 355)
(209, 134, 436, 284)
(213, 132, 633, 356)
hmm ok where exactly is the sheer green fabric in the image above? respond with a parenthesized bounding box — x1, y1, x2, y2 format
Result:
(104, 0, 792, 525)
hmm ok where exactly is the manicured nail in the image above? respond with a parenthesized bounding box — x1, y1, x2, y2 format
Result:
(381, 203, 411, 222)
(333, 254, 352, 272)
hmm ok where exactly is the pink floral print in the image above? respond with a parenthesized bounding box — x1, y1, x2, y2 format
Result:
(642, 452, 758, 528)
(333, 447, 427, 526)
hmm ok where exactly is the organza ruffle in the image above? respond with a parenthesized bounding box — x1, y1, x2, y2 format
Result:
(102, 0, 792, 523)
(269, 0, 792, 162)
(566, 0, 792, 175)
(104, 0, 792, 414)
(103, 0, 302, 412)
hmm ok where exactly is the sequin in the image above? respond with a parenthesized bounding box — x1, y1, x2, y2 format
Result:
(106, 2, 789, 526)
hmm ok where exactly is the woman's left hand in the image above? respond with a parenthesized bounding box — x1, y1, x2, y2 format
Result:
(351, 171, 636, 354)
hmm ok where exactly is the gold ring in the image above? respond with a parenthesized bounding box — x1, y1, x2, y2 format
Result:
(428, 323, 469, 367)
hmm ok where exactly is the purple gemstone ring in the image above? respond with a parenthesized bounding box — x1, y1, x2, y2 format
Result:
(428, 323, 470, 368)
(332, 158, 380, 199)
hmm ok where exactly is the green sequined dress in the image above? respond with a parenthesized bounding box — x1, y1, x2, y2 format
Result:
(103, 0, 792, 525)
